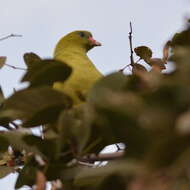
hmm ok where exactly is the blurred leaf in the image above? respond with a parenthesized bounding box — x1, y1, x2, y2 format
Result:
(98, 174, 127, 190)
(0, 136, 9, 152)
(88, 73, 150, 157)
(0, 131, 43, 156)
(0, 56, 6, 69)
(176, 111, 190, 134)
(134, 46, 152, 62)
(22, 59, 72, 87)
(0, 86, 4, 105)
(45, 161, 67, 181)
(149, 58, 166, 71)
(145, 134, 190, 169)
(171, 27, 190, 47)
(163, 41, 171, 61)
(57, 106, 91, 155)
(74, 160, 139, 186)
(88, 72, 128, 104)
(23, 135, 57, 160)
(132, 64, 147, 75)
(0, 166, 14, 179)
(15, 165, 37, 188)
(1, 87, 72, 127)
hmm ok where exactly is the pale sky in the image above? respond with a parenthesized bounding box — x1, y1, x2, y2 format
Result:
(0, 0, 189, 189)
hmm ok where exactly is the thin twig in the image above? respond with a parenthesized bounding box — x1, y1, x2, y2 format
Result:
(78, 151, 124, 162)
(129, 22, 134, 66)
(0, 34, 22, 42)
(119, 22, 135, 72)
(5, 63, 26, 71)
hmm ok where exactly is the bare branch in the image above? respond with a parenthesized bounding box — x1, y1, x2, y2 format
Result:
(78, 151, 124, 162)
(0, 34, 22, 42)
(129, 22, 134, 66)
(119, 22, 135, 72)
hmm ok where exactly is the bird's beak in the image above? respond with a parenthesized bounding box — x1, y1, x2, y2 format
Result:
(88, 36, 102, 46)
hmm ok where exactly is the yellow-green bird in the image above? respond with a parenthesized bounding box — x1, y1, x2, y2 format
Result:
(53, 31, 102, 104)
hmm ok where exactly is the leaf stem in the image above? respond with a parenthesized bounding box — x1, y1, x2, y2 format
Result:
(5, 63, 26, 71)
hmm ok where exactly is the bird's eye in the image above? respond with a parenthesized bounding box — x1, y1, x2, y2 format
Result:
(79, 32, 85, 38)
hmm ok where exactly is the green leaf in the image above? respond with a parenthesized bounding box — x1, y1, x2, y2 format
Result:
(134, 46, 152, 62)
(0, 131, 43, 156)
(0, 136, 9, 152)
(0, 166, 14, 179)
(88, 72, 128, 104)
(88, 73, 150, 157)
(22, 135, 57, 160)
(22, 59, 72, 87)
(1, 87, 72, 127)
(15, 165, 37, 188)
(74, 160, 139, 186)
(145, 134, 190, 169)
(57, 107, 91, 155)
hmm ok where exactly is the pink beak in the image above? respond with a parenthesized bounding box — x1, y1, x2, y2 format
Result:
(88, 36, 102, 46)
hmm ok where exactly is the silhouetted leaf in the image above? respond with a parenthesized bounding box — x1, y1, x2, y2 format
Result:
(23, 52, 42, 69)
(22, 59, 72, 87)
(134, 46, 152, 62)
(132, 64, 147, 75)
(0, 166, 14, 179)
(1, 87, 72, 127)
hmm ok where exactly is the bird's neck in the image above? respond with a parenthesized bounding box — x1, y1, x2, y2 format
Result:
(54, 44, 88, 58)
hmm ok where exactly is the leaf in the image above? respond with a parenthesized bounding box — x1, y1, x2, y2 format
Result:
(176, 111, 190, 134)
(1, 87, 72, 127)
(162, 41, 171, 61)
(149, 58, 166, 71)
(0, 166, 14, 179)
(134, 46, 152, 62)
(23, 52, 42, 69)
(88, 72, 128, 104)
(132, 64, 147, 75)
(0, 56, 6, 69)
(144, 134, 190, 169)
(88, 73, 150, 156)
(74, 160, 139, 186)
(0, 86, 4, 105)
(22, 59, 72, 87)
(15, 165, 37, 188)
(22, 135, 57, 160)
(0, 131, 43, 156)
(57, 107, 91, 154)
(0, 136, 9, 152)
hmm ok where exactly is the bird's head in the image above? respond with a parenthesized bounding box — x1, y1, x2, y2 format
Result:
(56, 30, 101, 53)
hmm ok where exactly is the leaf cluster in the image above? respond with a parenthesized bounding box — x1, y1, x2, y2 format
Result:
(0, 21, 190, 189)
